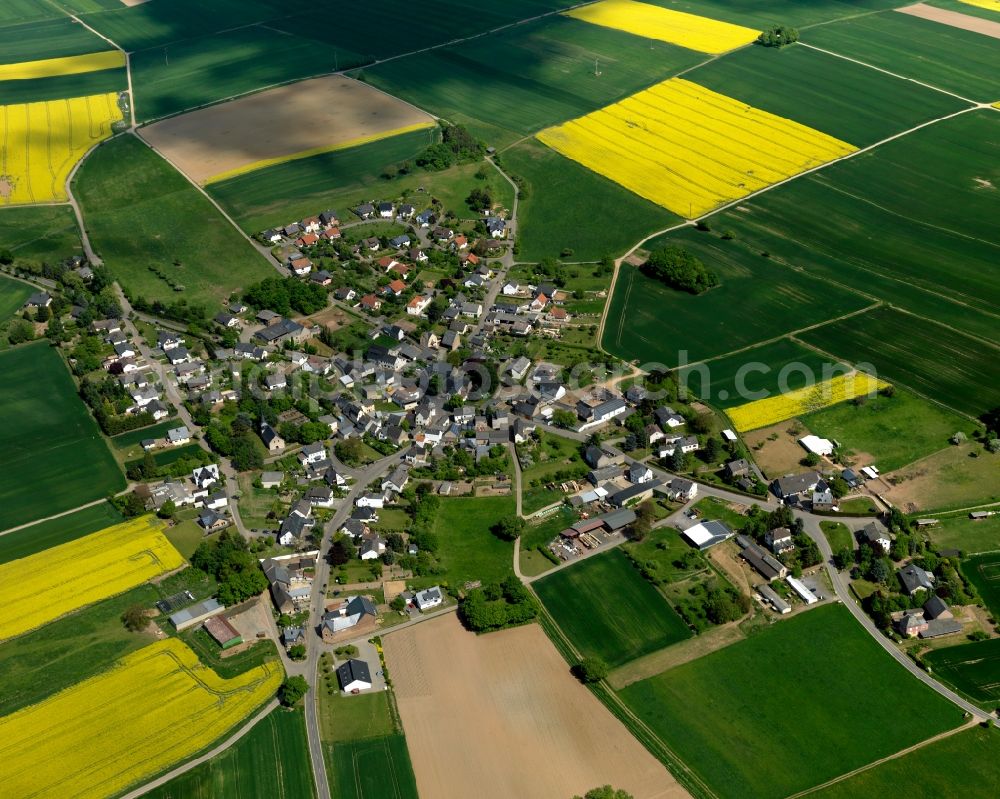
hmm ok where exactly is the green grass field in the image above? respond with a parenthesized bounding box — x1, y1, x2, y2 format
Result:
(0, 584, 158, 717)
(535, 549, 691, 667)
(144, 708, 317, 799)
(110, 419, 179, 450)
(75, 134, 272, 308)
(0, 15, 114, 60)
(961, 552, 1000, 619)
(602, 231, 871, 367)
(0, 205, 82, 265)
(799, 308, 1000, 420)
(820, 521, 853, 554)
(0, 67, 126, 104)
(924, 637, 1000, 707)
(503, 138, 675, 261)
(618, 603, 962, 799)
(623, 526, 708, 583)
(0, 274, 32, 324)
(805, 9, 1000, 101)
(0, 502, 122, 565)
(326, 735, 418, 799)
(806, 725, 1000, 799)
(431, 495, 515, 586)
(358, 15, 704, 146)
(0, 342, 124, 531)
(685, 44, 966, 147)
(801, 388, 970, 472)
(320, 691, 396, 744)
(928, 514, 1000, 555)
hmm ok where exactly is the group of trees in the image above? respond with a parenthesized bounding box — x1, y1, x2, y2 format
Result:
(204, 413, 266, 471)
(243, 277, 327, 316)
(675, 581, 751, 631)
(641, 246, 718, 295)
(412, 443, 510, 480)
(79, 373, 155, 435)
(190, 530, 269, 606)
(740, 505, 821, 576)
(417, 123, 485, 171)
(757, 25, 799, 47)
(458, 575, 538, 632)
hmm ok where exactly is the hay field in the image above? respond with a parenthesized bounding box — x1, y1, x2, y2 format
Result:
(0, 516, 184, 641)
(0, 92, 121, 204)
(536, 78, 855, 218)
(0, 638, 282, 799)
(0, 50, 124, 80)
(384, 614, 687, 799)
(565, 0, 757, 53)
(141, 75, 434, 184)
(900, 2, 1000, 37)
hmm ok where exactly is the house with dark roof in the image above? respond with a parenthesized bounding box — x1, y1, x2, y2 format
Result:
(898, 563, 935, 596)
(336, 659, 373, 693)
(770, 471, 821, 502)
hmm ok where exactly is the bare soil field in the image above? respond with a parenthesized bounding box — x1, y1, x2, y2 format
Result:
(744, 421, 813, 478)
(383, 614, 687, 799)
(140, 75, 434, 184)
(897, 3, 1000, 39)
(881, 443, 1000, 512)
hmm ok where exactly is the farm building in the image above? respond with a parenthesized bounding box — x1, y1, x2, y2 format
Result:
(737, 536, 787, 581)
(337, 659, 373, 693)
(204, 615, 243, 649)
(682, 520, 734, 551)
(799, 435, 835, 457)
(169, 598, 224, 631)
(786, 576, 818, 605)
(757, 584, 790, 614)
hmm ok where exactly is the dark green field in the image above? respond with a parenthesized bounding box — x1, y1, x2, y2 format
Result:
(686, 44, 966, 147)
(326, 735, 418, 799)
(0, 0, 66, 25)
(208, 127, 439, 232)
(0, 15, 114, 60)
(801, 388, 969, 471)
(144, 708, 317, 799)
(808, 725, 1000, 799)
(0, 67, 126, 104)
(799, 308, 1000, 419)
(603, 230, 871, 367)
(503, 139, 675, 261)
(618, 603, 962, 799)
(0, 205, 82, 264)
(961, 552, 1000, 619)
(805, 9, 1000, 101)
(0, 342, 124, 531)
(678, 339, 843, 408)
(0, 502, 122, 565)
(924, 637, 1000, 706)
(0, 274, 32, 324)
(535, 549, 691, 667)
(358, 15, 704, 146)
(75, 135, 272, 307)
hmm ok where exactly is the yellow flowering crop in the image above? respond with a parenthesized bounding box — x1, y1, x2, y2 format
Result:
(727, 372, 890, 433)
(957, 0, 1000, 11)
(203, 120, 436, 184)
(0, 50, 124, 81)
(0, 638, 282, 799)
(0, 516, 184, 641)
(565, 0, 758, 54)
(536, 78, 856, 218)
(0, 92, 122, 205)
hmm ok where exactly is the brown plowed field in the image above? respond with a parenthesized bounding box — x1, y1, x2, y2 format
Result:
(897, 3, 1000, 39)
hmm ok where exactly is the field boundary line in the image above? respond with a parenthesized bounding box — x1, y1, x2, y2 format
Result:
(785, 719, 978, 798)
(796, 41, 980, 105)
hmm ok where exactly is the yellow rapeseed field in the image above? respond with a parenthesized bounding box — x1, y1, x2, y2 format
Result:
(565, 0, 758, 54)
(0, 92, 122, 205)
(0, 50, 124, 81)
(0, 638, 282, 799)
(536, 78, 856, 218)
(727, 372, 890, 433)
(0, 516, 184, 641)
(957, 0, 1000, 11)
(203, 120, 436, 184)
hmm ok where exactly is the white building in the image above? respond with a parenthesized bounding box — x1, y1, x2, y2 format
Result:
(414, 586, 443, 611)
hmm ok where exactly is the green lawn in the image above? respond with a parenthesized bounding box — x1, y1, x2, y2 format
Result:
(686, 43, 966, 147)
(807, 725, 1000, 799)
(805, 9, 1000, 102)
(618, 603, 962, 799)
(163, 519, 208, 560)
(74, 134, 272, 309)
(960, 552, 1000, 619)
(0, 584, 158, 717)
(535, 549, 692, 667)
(143, 708, 316, 799)
(819, 521, 853, 554)
(518, 432, 588, 514)
(520, 506, 577, 550)
(431, 495, 516, 587)
(0, 502, 122, 565)
(928, 514, 1000, 555)
(0, 274, 32, 324)
(0, 205, 82, 265)
(690, 496, 747, 532)
(801, 388, 969, 472)
(320, 690, 395, 744)
(502, 138, 675, 261)
(0, 342, 124, 531)
(325, 735, 418, 799)
(623, 526, 708, 583)
(923, 637, 1000, 707)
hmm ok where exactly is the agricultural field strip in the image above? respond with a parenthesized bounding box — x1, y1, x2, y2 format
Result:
(0, 516, 184, 641)
(0, 50, 123, 79)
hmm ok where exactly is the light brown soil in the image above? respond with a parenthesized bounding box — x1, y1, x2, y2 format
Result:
(897, 3, 1000, 39)
(384, 614, 688, 799)
(141, 75, 434, 183)
(881, 443, 1000, 511)
(744, 420, 812, 478)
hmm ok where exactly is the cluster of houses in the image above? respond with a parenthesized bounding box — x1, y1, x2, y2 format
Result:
(141, 462, 233, 530)
(91, 319, 174, 421)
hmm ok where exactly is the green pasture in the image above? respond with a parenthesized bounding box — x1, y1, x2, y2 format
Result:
(0, 502, 122, 565)
(431, 495, 516, 586)
(924, 637, 1000, 706)
(0, 274, 33, 324)
(0, 205, 82, 264)
(326, 735, 418, 799)
(320, 691, 396, 745)
(961, 552, 1000, 619)
(927, 514, 1000, 555)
